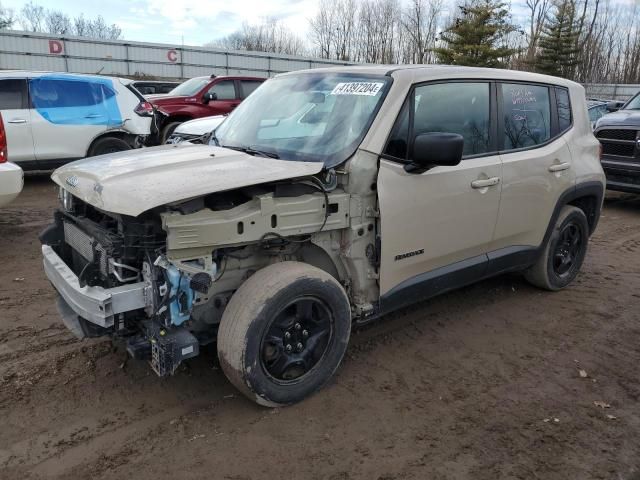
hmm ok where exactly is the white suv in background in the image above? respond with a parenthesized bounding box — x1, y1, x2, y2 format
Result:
(0, 113, 23, 207)
(0, 71, 154, 170)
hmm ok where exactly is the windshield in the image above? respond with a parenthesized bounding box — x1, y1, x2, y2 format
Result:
(588, 103, 607, 122)
(169, 77, 209, 97)
(214, 73, 391, 167)
(623, 92, 640, 110)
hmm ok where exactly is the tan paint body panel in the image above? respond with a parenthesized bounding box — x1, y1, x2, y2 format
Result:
(51, 144, 323, 216)
(378, 156, 502, 295)
(491, 137, 574, 250)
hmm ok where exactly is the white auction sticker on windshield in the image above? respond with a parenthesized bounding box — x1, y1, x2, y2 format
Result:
(330, 82, 384, 96)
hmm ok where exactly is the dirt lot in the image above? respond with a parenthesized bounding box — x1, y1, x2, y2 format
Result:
(1, 176, 639, 480)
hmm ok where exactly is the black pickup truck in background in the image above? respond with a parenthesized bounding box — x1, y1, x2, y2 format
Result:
(594, 92, 640, 193)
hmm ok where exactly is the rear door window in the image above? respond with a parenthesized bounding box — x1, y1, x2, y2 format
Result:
(29, 77, 121, 126)
(0, 79, 28, 110)
(240, 80, 263, 99)
(501, 83, 551, 150)
(208, 81, 237, 100)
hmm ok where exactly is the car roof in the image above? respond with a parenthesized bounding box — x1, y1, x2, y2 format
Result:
(277, 64, 580, 89)
(0, 70, 132, 84)
(132, 80, 180, 84)
(189, 75, 266, 81)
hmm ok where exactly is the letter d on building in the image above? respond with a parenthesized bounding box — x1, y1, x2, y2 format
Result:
(49, 40, 63, 54)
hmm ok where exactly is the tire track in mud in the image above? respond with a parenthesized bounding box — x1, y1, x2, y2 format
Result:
(0, 338, 113, 411)
(0, 206, 53, 229)
(23, 400, 213, 478)
(0, 324, 77, 365)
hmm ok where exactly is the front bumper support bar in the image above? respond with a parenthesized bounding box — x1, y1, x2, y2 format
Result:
(42, 245, 149, 328)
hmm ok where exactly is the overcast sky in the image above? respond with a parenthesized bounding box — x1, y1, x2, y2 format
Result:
(3, 0, 321, 45)
(3, 0, 632, 47)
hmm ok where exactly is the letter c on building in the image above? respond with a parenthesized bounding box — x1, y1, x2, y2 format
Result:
(167, 49, 178, 62)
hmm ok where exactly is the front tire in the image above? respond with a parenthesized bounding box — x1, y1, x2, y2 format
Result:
(88, 137, 130, 157)
(217, 262, 351, 407)
(525, 205, 589, 291)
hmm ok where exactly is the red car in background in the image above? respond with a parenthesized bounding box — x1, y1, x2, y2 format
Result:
(147, 75, 265, 143)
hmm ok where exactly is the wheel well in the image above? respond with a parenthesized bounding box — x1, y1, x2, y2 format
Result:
(568, 195, 599, 234)
(86, 132, 135, 157)
(295, 244, 341, 281)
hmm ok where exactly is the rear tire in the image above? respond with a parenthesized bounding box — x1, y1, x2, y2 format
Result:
(161, 122, 182, 143)
(525, 206, 589, 291)
(88, 137, 130, 157)
(217, 262, 351, 407)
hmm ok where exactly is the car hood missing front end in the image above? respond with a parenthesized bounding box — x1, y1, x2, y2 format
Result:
(52, 144, 323, 217)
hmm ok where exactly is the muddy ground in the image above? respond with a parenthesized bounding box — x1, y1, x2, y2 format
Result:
(0, 175, 639, 480)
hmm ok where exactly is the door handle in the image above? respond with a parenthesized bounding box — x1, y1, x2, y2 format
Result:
(548, 162, 570, 172)
(85, 114, 103, 118)
(471, 177, 500, 189)
(7, 119, 27, 124)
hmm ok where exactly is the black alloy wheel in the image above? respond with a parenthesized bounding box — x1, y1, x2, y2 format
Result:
(260, 297, 333, 382)
(552, 222, 583, 277)
(524, 205, 589, 291)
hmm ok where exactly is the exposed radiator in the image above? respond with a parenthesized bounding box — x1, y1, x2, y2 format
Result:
(63, 221, 112, 276)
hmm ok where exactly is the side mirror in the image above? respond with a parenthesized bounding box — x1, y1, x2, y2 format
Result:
(406, 132, 464, 173)
(203, 92, 217, 103)
(606, 101, 620, 112)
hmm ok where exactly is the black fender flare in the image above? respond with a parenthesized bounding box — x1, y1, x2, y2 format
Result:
(540, 181, 604, 250)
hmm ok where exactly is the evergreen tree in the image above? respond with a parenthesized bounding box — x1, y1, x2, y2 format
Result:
(534, 0, 580, 78)
(0, 2, 14, 29)
(432, 0, 520, 68)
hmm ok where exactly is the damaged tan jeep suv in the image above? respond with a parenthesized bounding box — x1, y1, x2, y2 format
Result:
(41, 66, 605, 406)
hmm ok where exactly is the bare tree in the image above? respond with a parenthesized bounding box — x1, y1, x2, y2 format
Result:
(16, 2, 121, 39)
(83, 15, 122, 40)
(333, 0, 358, 60)
(209, 18, 306, 56)
(524, 0, 550, 63)
(309, 0, 444, 64)
(401, 0, 443, 63)
(309, 0, 336, 58)
(44, 10, 71, 35)
(19, 1, 44, 32)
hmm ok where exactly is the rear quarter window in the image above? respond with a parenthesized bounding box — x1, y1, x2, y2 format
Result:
(556, 87, 572, 132)
(0, 79, 28, 110)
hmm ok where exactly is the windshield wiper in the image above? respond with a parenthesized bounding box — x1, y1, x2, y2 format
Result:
(208, 130, 220, 146)
(222, 145, 280, 159)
